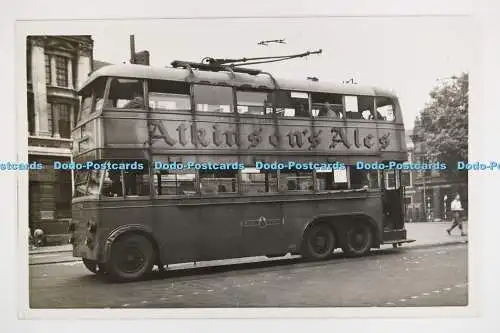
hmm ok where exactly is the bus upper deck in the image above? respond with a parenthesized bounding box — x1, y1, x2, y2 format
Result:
(72, 64, 406, 166)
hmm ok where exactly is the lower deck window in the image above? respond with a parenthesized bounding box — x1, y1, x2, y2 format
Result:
(199, 170, 238, 194)
(155, 172, 196, 195)
(350, 168, 379, 189)
(124, 170, 150, 196)
(279, 171, 313, 192)
(240, 168, 278, 194)
(102, 170, 123, 197)
(316, 169, 348, 191)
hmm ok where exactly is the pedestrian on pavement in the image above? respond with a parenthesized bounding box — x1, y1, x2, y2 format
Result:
(447, 194, 466, 236)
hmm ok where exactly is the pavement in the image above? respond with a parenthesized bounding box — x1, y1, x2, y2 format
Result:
(28, 221, 468, 266)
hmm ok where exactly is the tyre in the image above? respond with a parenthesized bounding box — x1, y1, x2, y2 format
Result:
(105, 233, 155, 282)
(83, 258, 107, 275)
(82, 258, 98, 273)
(301, 224, 336, 260)
(342, 222, 373, 256)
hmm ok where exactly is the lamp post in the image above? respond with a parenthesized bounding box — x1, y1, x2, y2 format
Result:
(443, 194, 448, 220)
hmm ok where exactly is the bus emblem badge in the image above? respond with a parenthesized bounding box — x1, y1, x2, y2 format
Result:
(258, 216, 267, 228)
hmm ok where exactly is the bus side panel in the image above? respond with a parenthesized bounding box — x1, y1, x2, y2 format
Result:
(153, 199, 249, 265)
(97, 199, 153, 262)
(72, 200, 100, 261)
(153, 202, 204, 264)
(281, 194, 385, 250)
(154, 198, 289, 264)
(238, 200, 286, 257)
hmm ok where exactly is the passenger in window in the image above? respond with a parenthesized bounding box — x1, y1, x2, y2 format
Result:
(350, 169, 369, 189)
(361, 110, 374, 120)
(106, 173, 123, 197)
(319, 102, 342, 118)
(296, 104, 309, 117)
(122, 91, 144, 109)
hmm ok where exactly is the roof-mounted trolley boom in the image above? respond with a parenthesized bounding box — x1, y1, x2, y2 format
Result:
(171, 49, 322, 90)
(170, 49, 322, 76)
(170, 60, 263, 76)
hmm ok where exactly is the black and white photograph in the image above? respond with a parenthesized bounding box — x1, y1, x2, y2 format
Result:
(18, 14, 474, 312)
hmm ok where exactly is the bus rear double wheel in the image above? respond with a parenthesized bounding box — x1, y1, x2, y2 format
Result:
(341, 222, 373, 257)
(105, 233, 155, 282)
(301, 223, 336, 260)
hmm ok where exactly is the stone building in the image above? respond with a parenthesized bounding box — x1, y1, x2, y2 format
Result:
(26, 35, 93, 244)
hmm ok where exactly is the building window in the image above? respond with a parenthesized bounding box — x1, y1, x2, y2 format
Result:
(54, 103, 71, 138)
(27, 94, 35, 135)
(401, 171, 411, 187)
(47, 103, 53, 134)
(45, 54, 51, 85)
(55, 55, 68, 87)
(27, 48, 31, 82)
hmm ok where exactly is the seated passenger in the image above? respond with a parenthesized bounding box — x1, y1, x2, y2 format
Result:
(318, 102, 341, 118)
(295, 104, 310, 117)
(122, 92, 145, 109)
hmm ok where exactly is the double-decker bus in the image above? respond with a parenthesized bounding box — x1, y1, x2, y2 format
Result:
(70, 61, 413, 282)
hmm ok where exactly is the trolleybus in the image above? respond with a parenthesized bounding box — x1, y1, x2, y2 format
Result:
(70, 61, 413, 281)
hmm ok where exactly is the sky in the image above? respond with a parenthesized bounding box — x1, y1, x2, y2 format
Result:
(90, 16, 472, 129)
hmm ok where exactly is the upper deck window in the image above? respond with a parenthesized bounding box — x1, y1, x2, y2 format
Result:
(275, 91, 310, 118)
(77, 77, 106, 123)
(193, 85, 233, 113)
(79, 92, 93, 122)
(345, 95, 375, 120)
(148, 79, 191, 111)
(107, 78, 145, 109)
(376, 97, 396, 122)
(236, 91, 273, 115)
(311, 92, 344, 119)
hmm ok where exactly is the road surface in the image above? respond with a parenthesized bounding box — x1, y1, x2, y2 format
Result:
(29, 243, 468, 308)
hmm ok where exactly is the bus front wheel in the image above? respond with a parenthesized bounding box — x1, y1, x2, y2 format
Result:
(342, 223, 373, 257)
(106, 233, 155, 282)
(301, 224, 336, 260)
(82, 259, 107, 275)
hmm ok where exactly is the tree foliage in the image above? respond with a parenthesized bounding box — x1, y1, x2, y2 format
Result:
(412, 73, 468, 181)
